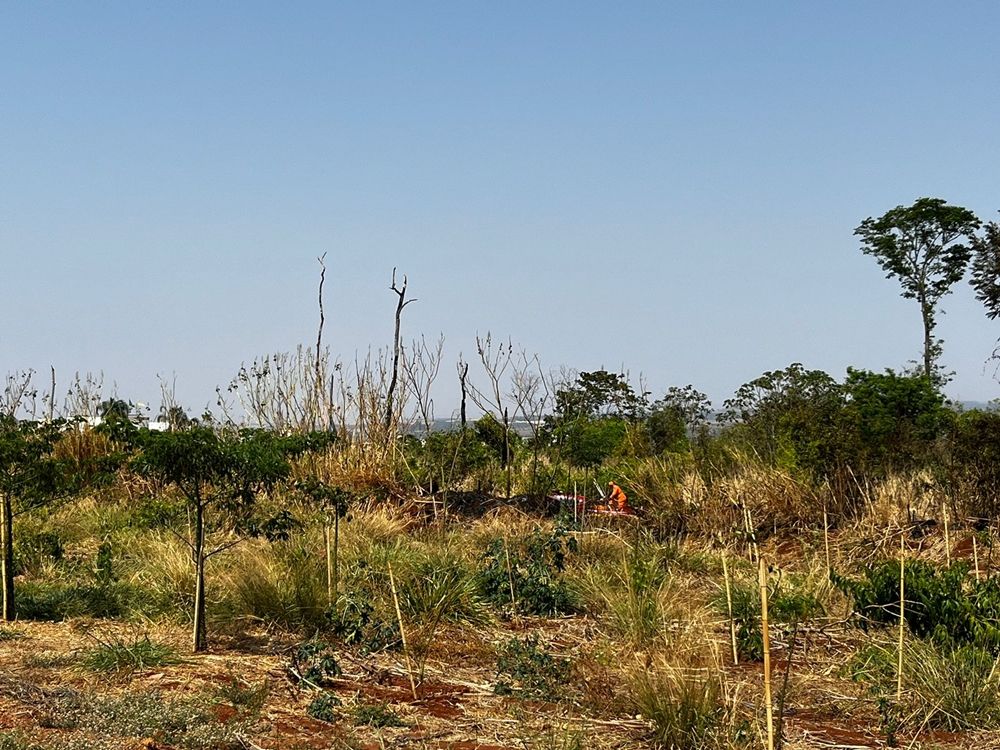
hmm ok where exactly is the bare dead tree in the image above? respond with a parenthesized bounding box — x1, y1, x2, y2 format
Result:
(509, 350, 551, 497)
(222, 346, 335, 432)
(2, 371, 37, 419)
(401, 334, 444, 437)
(457, 358, 469, 431)
(63, 372, 105, 420)
(384, 268, 416, 433)
(467, 333, 515, 498)
(315, 253, 329, 431)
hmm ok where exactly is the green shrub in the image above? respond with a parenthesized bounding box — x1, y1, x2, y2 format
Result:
(325, 591, 399, 653)
(715, 573, 824, 661)
(478, 528, 579, 616)
(289, 640, 342, 687)
(494, 634, 572, 702)
(833, 560, 1000, 650)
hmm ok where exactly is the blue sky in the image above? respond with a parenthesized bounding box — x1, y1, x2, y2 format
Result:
(2, 2, 999, 415)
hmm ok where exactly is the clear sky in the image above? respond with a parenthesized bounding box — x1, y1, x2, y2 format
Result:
(2, 2, 999, 417)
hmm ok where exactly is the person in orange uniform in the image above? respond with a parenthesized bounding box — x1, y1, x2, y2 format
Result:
(607, 482, 628, 513)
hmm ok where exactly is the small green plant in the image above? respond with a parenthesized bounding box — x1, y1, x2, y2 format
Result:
(326, 591, 398, 653)
(290, 640, 341, 688)
(494, 634, 572, 702)
(81, 632, 181, 673)
(307, 692, 341, 723)
(876, 697, 900, 748)
(352, 700, 407, 728)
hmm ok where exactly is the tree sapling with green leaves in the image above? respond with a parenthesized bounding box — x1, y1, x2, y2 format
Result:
(134, 426, 311, 651)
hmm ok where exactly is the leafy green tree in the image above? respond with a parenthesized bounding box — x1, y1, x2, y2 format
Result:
(0, 417, 75, 620)
(551, 370, 647, 423)
(841, 368, 947, 474)
(474, 413, 520, 467)
(134, 427, 312, 651)
(721, 364, 845, 477)
(855, 198, 980, 382)
(646, 386, 712, 454)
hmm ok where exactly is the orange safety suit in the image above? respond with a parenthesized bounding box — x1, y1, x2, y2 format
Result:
(607, 483, 628, 512)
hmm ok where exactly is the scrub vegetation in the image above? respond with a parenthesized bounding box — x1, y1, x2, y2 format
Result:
(3, 200, 1000, 748)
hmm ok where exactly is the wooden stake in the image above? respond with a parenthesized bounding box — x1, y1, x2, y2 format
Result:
(823, 505, 831, 573)
(722, 551, 738, 665)
(759, 557, 774, 750)
(324, 524, 333, 606)
(504, 540, 517, 611)
(897, 534, 905, 702)
(388, 563, 418, 701)
(974, 535, 981, 582)
(942, 502, 950, 566)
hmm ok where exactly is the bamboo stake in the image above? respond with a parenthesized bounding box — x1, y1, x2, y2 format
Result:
(974, 535, 981, 582)
(942, 502, 950, 566)
(388, 563, 418, 701)
(504, 540, 517, 611)
(324, 524, 333, 606)
(897, 534, 905, 702)
(823, 505, 831, 573)
(759, 557, 774, 750)
(723, 551, 738, 665)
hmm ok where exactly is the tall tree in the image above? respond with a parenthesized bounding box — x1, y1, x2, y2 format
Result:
(855, 198, 980, 382)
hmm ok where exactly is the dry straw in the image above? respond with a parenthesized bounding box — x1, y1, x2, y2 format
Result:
(722, 551, 738, 665)
(388, 562, 418, 701)
(897, 533, 905, 702)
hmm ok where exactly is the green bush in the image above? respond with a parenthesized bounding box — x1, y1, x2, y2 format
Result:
(715, 573, 824, 661)
(494, 634, 572, 702)
(478, 527, 579, 616)
(325, 591, 399, 653)
(833, 559, 1000, 650)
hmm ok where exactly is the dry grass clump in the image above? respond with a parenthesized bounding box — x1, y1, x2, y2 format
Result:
(629, 649, 749, 750)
